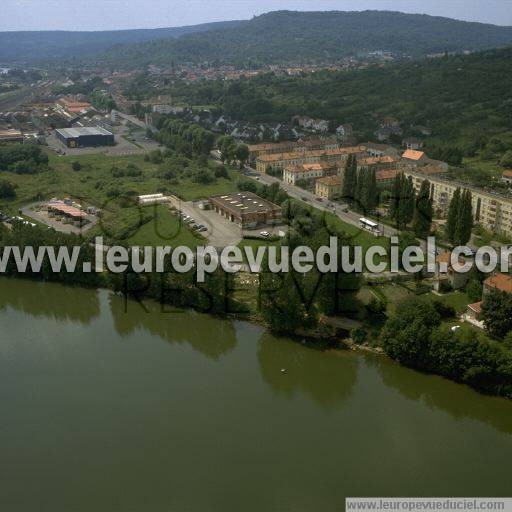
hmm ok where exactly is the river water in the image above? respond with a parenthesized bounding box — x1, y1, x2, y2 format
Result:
(1, 278, 511, 511)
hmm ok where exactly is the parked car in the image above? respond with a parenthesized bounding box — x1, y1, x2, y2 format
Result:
(198, 226, 207, 232)
(260, 231, 270, 238)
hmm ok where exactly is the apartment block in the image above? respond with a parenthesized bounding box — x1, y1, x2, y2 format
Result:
(404, 169, 512, 237)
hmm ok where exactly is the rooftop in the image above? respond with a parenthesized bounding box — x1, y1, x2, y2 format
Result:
(257, 146, 365, 162)
(468, 301, 483, 314)
(484, 273, 512, 294)
(402, 149, 425, 161)
(55, 126, 113, 138)
(375, 169, 398, 181)
(0, 128, 22, 138)
(317, 175, 342, 186)
(48, 202, 87, 218)
(210, 191, 281, 216)
(358, 155, 396, 166)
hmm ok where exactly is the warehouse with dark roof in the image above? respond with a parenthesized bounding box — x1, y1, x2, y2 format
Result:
(55, 126, 114, 148)
(209, 192, 282, 228)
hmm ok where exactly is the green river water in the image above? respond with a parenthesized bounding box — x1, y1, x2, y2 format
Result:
(1, 278, 511, 511)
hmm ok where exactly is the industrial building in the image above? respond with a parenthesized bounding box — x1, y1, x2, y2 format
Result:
(209, 192, 282, 228)
(46, 201, 89, 226)
(55, 127, 114, 148)
(0, 129, 24, 144)
(138, 193, 171, 206)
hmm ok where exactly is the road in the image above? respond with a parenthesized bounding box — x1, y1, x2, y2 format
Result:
(116, 111, 147, 130)
(243, 165, 400, 238)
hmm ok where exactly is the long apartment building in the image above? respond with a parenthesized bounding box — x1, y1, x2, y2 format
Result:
(404, 168, 512, 237)
(283, 162, 342, 185)
(256, 146, 366, 173)
(248, 137, 339, 163)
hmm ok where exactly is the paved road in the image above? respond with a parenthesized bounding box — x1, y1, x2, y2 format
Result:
(243, 166, 399, 238)
(116, 112, 147, 130)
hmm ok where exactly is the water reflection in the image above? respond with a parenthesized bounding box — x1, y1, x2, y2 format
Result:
(0, 277, 100, 324)
(108, 292, 237, 360)
(257, 333, 358, 408)
(374, 354, 512, 435)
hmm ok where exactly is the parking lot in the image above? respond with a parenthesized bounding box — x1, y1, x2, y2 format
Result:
(168, 198, 244, 248)
(45, 124, 160, 157)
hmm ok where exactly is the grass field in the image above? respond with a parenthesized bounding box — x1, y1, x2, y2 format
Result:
(425, 290, 471, 314)
(1, 150, 239, 245)
(124, 205, 204, 248)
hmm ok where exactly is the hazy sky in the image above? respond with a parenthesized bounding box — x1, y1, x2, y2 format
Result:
(3, 0, 512, 31)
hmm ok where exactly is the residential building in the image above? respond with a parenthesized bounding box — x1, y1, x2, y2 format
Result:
(209, 192, 282, 228)
(357, 155, 397, 172)
(315, 175, 342, 200)
(502, 170, 512, 185)
(248, 138, 339, 163)
(403, 137, 424, 150)
(255, 146, 365, 173)
(433, 252, 469, 291)
(56, 97, 93, 115)
(466, 301, 483, 322)
(283, 162, 340, 185)
(483, 273, 512, 295)
(375, 168, 399, 186)
(401, 149, 428, 166)
(293, 116, 329, 132)
(363, 142, 399, 158)
(404, 168, 512, 237)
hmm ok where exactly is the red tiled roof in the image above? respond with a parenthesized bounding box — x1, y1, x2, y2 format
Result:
(402, 149, 425, 161)
(375, 169, 398, 181)
(484, 273, 512, 294)
(468, 301, 483, 314)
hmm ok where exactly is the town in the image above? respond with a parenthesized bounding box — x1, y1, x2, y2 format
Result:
(1, 3, 512, 510)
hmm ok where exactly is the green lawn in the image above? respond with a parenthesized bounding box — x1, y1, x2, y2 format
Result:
(425, 290, 471, 314)
(1, 150, 239, 245)
(125, 205, 204, 248)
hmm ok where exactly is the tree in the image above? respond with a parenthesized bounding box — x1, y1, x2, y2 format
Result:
(481, 290, 512, 339)
(445, 188, 461, 243)
(0, 179, 16, 199)
(412, 179, 432, 238)
(235, 144, 249, 168)
(342, 154, 357, 204)
(500, 150, 512, 169)
(381, 297, 441, 367)
(217, 135, 237, 164)
(454, 189, 473, 246)
(466, 280, 483, 303)
(71, 161, 81, 171)
(390, 172, 415, 229)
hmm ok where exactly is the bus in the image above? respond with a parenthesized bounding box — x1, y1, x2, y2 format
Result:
(359, 217, 383, 236)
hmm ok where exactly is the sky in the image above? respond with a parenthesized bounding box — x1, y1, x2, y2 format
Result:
(2, 0, 512, 31)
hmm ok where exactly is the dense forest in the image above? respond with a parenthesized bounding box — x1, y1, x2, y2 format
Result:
(166, 46, 512, 152)
(93, 10, 512, 68)
(0, 20, 243, 62)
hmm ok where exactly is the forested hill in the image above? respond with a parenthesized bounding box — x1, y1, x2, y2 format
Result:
(93, 10, 512, 68)
(170, 46, 512, 151)
(0, 20, 243, 62)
